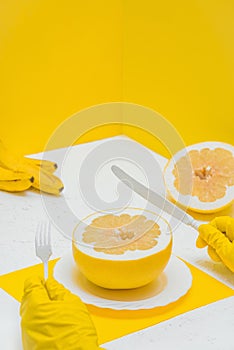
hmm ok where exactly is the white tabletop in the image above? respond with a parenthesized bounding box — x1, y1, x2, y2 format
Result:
(0, 135, 233, 349)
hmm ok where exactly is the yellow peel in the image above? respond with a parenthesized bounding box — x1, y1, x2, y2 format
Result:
(25, 157, 57, 173)
(73, 209, 172, 289)
(0, 167, 31, 181)
(0, 178, 33, 192)
(0, 140, 63, 195)
(27, 166, 64, 195)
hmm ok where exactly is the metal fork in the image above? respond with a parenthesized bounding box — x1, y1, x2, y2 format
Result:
(35, 221, 52, 280)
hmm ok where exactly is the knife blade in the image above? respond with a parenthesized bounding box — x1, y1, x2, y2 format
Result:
(111, 165, 199, 230)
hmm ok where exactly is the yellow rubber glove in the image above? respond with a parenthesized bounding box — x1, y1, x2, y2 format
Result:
(196, 216, 234, 272)
(20, 276, 104, 350)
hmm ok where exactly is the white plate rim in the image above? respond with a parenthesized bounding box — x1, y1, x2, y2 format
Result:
(54, 253, 192, 310)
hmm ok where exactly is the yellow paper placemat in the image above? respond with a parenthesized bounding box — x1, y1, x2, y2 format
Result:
(0, 259, 233, 344)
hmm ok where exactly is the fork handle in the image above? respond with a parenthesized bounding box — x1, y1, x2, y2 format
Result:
(44, 260, 49, 280)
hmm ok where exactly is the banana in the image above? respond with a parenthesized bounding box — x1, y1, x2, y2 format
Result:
(0, 178, 33, 192)
(0, 140, 64, 195)
(24, 157, 58, 173)
(30, 167, 64, 195)
(0, 166, 32, 181)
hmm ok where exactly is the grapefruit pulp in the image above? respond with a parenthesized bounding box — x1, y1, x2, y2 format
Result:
(164, 142, 234, 213)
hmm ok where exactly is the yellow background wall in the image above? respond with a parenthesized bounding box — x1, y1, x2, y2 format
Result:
(123, 0, 234, 157)
(0, 1, 122, 154)
(0, 1, 234, 156)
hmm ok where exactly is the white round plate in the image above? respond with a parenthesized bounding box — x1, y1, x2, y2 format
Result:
(54, 254, 192, 310)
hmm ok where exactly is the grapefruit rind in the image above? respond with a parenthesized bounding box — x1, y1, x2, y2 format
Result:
(164, 142, 234, 213)
(72, 208, 172, 289)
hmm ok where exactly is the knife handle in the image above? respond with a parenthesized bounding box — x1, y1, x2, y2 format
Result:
(185, 216, 201, 231)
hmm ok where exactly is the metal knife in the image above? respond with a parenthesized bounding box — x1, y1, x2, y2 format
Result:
(111, 165, 200, 231)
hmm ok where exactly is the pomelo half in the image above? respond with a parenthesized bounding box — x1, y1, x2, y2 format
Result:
(164, 142, 234, 213)
(72, 208, 172, 289)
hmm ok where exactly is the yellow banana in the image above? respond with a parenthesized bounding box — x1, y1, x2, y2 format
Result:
(0, 178, 33, 192)
(30, 166, 64, 195)
(0, 166, 32, 181)
(24, 157, 58, 173)
(0, 140, 64, 195)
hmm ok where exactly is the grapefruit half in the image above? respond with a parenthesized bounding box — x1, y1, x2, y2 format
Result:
(164, 142, 234, 213)
(72, 208, 172, 289)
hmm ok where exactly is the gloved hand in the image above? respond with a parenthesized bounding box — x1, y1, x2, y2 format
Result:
(20, 276, 104, 350)
(196, 216, 234, 272)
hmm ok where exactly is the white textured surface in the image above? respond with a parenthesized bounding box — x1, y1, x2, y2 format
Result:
(104, 296, 234, 350)
(172, 222, 234, 289)
(0, 136, 233, 349)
